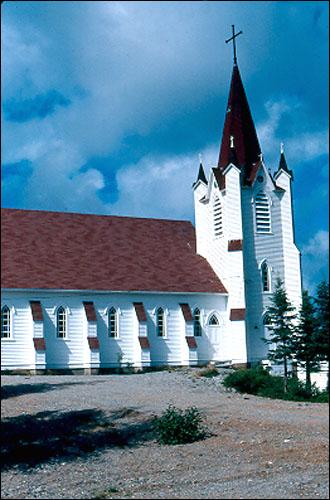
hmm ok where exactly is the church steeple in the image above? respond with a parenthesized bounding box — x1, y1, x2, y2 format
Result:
(196, 158, 207, 185)
(217, 64, 261, 185)
(276, 143, 293, 179)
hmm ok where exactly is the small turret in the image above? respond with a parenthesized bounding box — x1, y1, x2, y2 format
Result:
(275, 143, 293, 180)
(195, 154, 208, 185)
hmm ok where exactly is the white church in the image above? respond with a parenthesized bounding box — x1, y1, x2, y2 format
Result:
(1, 43, 303, 374)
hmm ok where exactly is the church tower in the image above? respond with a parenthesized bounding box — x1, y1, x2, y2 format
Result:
(193, 28, 302, 365)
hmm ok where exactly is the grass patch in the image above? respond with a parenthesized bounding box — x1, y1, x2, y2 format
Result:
(196, 366, 220, 378)
(223, 366, 329, 402)
(153, 405, 208, 445)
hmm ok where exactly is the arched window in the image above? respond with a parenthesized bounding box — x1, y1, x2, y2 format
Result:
(261, 261, 271, 292)
(156, 307, 165, 337)
(108, 307, 117, 338)
(208, 314, 219, 326)
(255, 192, 271, 233)
(193, 308, 202, 337)
(1, 305, 11, 339)
(56, 306, 67, 338)
(213, 197, 223, 237)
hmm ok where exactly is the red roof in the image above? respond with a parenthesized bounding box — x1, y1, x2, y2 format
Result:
(1, 208, 227, 294)
(218, 65, 261, 185)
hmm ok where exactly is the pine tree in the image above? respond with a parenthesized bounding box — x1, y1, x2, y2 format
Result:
(314, 281, 330, 390)
(293, 290, 320, 395)
(264, 277, 296, 393)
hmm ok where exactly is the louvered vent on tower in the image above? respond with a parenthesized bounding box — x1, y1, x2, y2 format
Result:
(213, 197, 223, 237)
(255, 193, 271, 233)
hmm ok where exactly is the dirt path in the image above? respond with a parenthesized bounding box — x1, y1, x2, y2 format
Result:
(1, 369, 329, 499)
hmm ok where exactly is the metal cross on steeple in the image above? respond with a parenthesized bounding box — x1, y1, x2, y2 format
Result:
(225, 25, 243, 65)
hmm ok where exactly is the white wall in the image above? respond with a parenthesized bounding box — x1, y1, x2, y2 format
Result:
(1, 290, 246, 371)
(242, 163, 302, 363)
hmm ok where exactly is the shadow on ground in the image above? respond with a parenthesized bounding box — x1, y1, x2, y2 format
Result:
(1, 382, 89, 400)
(1, 407, 155, 471)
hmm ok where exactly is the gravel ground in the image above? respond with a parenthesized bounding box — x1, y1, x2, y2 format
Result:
(1, 368, 329, 499)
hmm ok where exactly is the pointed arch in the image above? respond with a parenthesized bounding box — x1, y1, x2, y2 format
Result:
(56, 306, 67, 338)
(255, 192, 271, 233)
(108, 307, 118, 338)
(260, 260, 271, 292)
(208, 313, 220, 326)
(213, 196, 223, 237)
(193, 307, 202, 337)
(156, 307, 165, 337)
(1, 305, 11, 339)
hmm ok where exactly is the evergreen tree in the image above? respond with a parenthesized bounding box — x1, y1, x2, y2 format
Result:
(264, 277, 296, 393)
(293, 290, 320, 394)
(314, 281, 330, 389)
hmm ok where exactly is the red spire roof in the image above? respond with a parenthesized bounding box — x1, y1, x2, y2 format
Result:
(218, 65, 261, 184)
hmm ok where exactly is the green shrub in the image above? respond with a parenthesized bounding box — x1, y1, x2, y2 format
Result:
(223, 366, 271, 394)
(312, 390, 329, 403)
(196, 366, 219, 378)
(154, 405, 207, 445)
(223, 366, 328, 402)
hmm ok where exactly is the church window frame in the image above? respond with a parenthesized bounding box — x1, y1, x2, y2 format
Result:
(1, 305, 11, 339)
(156, 307, 166, 337)
(213, 196, 223, 238)
(56, 306, 67, 339)
(259, 260, 271, 293)
(193, 308, 202, 337)
(255, 192, 271, 234)
(207, 313, 220, 326)
(108, 307, 118, 338)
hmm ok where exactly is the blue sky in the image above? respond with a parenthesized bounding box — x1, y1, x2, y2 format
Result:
(1, 1, 329, 292)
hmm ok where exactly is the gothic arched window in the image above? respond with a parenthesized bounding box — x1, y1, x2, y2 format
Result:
(255, 192, 271, 233)
(56, 306, 67, 338)
(156, 307, 165, 337)
(193, 308, 202, 337)
(213, 197, 223, 237)
(261, 261, 271, 292)
(1, 305, 11, 338)
(108, 307, 118, 338)
(208, 314, 219, 326)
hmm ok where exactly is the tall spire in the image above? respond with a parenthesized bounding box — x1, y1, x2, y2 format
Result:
(217, 64, 261, 185)
(276, 142, 293, 178)
(196, 154, 208, 184)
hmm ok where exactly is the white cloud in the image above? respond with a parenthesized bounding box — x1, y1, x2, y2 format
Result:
(257, 99, 329, 169)
(301, 230, 329, 292)
(109, 145, 218, 220)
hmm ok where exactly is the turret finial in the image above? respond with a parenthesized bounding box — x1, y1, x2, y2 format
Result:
(280, 142, 284, 154)
(199, 153, 203, 164)
(258, 152, 263, 162)
(230, 135, 234, 148)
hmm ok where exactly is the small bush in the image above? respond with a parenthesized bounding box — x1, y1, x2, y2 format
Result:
(154, 405, 207, 445)
(313, 390, 329, 403)
(196, 366, 219, 378)
(223, 367, 328, 402)
(223, 366, 271, 394)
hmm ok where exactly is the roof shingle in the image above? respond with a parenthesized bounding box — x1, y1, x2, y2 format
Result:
(1, 209, 227, 294)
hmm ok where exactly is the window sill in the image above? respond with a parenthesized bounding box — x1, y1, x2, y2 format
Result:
(1, 338, 15, 342)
